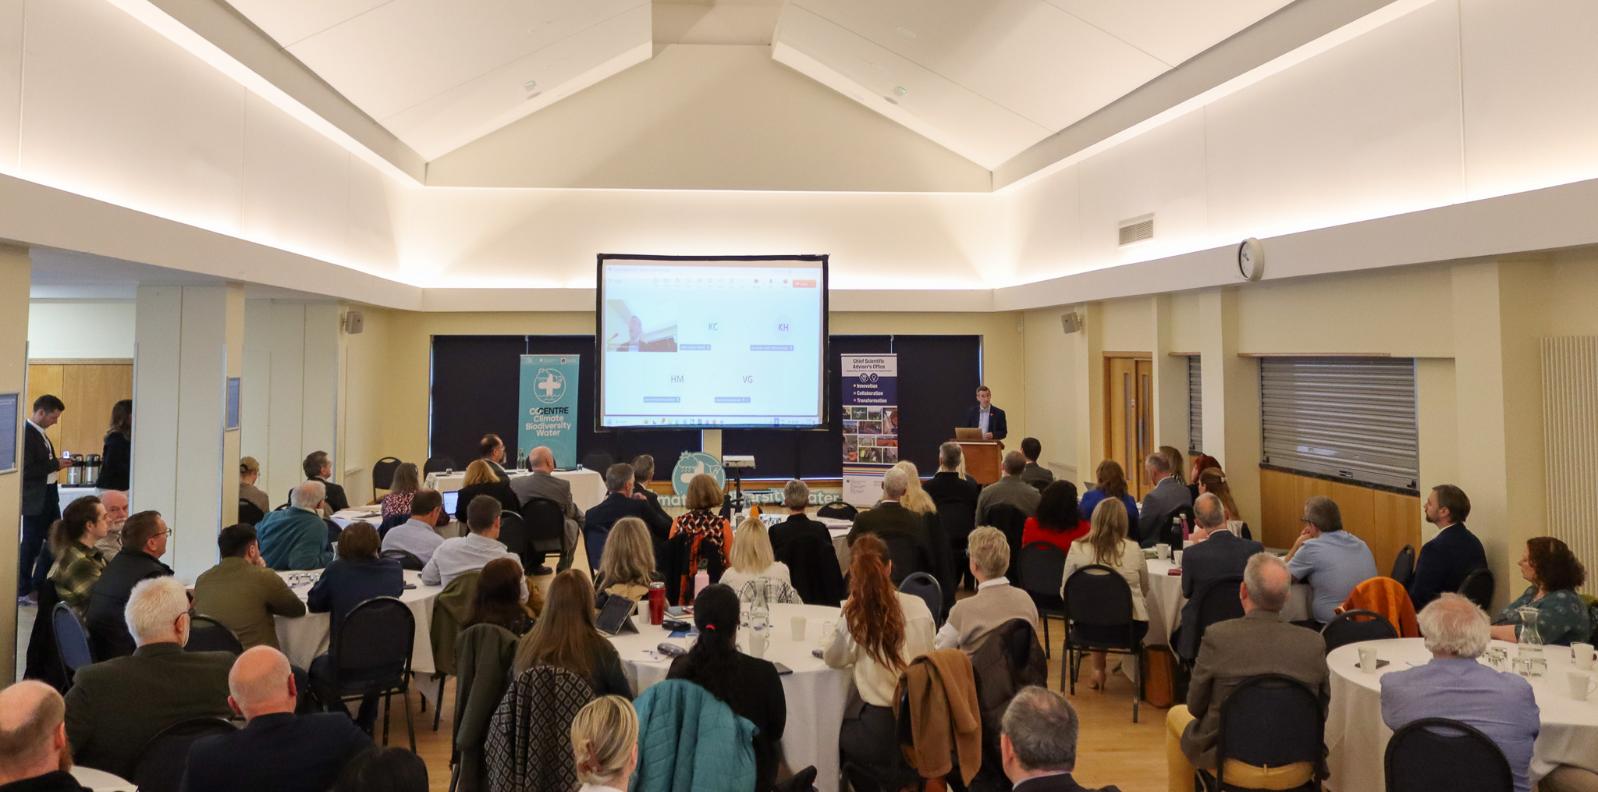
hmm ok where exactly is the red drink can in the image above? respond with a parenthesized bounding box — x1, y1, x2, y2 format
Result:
(648, 582, 666, 625)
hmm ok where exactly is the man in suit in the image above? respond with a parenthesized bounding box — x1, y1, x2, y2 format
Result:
(963, 385, 1008, 441)
(847, 468, 936, 583)
(84, 511, 174, 660)
(0, 681, 90, 792)
(298, 451, 349, 514)
(630, 453, 672, 526)
(192, 524, 307, 651)
(1409, 484, 1488, 612)
(66, 577, 234, 778)
(1166, 553, 1328, 791)
(1019, 437, 1054, 491)
(925, 442, 983, 592)
(479, 433, 511, 483)
(510, 445, 582, 574)
(583, 463, 672, 572)
(769, 479, 844, 604)
(1137, 452, 1192, 548)
(1000, 686, 1122, 792)
(976, 451, 1042, 521)
(1174, 494, 1263, 661)
(19, 395, 71, 602)
(255, 482, 334, 571)
(181, 646, 370, 792)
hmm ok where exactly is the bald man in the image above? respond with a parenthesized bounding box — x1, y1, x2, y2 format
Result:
(0, 681, 87, 791)
(509, 446, 581, 573)
(94, 491, 128, 558)
(181, 647, 369, 792)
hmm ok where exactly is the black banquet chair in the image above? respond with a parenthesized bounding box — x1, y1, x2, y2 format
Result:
(981, 504, 1028, 580)
(520, 497, 567, 573)
(1320, 609, 1398, 655)
(186, 614, 245, 655)
(1179, 575, 1244, 666)
(1207, 673, 1323, 792)
(898, 572, 943, 628)
(817, 501, 858, 520)
(52, 602, 95, 686)
(372, 456, 403, 493)
(381, 547, 425, 571)
(322, 596, 418, 751)
(1390, 544, 1416, 589)
(496, 510, 536, 573)
(131, 717, 237, 792)
(1459, 568, 1494, 612)
(1016, 542, 1067, 656)
(237, 497, 265, 527)
(423, 456, 457, 475)
(1384, 717, 1513, 792)
(1062, 564, 1144, 722)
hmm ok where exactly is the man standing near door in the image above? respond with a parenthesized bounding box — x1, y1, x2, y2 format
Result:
(963, 385, 1008, 441)
(19, 394, 72, 604)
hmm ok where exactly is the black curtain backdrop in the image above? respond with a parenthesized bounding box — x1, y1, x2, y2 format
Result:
(429, 333, 982, 479)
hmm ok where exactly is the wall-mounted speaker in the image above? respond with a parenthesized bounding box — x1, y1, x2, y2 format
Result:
(1060, 311, 1082, 334)
(342, 310, 364, 335)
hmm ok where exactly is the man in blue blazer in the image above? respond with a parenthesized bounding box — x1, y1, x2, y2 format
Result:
(1408, 484, 1487, 611)
(583, 462, 673, 572)
(962, 385, 1008, 441)
(181, 646, 371, 792)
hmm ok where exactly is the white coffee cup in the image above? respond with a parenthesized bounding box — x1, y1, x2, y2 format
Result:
(791, 616, 807, 642)
(1156, 544, 1172, 561)
(1358, 646, 1379, 673)
(1173, 550, 1184, 568)
(749, 628, 769, 658)
(1572, 642, 1596, 670)
(1568, 671, 1597, 701)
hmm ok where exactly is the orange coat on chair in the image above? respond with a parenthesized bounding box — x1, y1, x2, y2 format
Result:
(1339, 576, 1420, 637)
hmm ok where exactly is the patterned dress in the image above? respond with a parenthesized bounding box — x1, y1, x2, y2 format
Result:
(1494, 585, 1593, 646)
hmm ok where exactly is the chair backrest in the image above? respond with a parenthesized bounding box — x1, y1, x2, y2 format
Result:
(377, 511, 409, 538)
(381, 547, 424, 571)
(1385, 717, 1513, 792)
(371, 456, 402, 491)
(423, 455, 457, 474)
(879, 531, 931, 587)
(981, 504, 1027, 578)
(1391, 544, 1417, 587)
(333, 596, 415, 686)
(817, 501, 858, 520)
(898, 572, 942, 625)
(1216, 673, 1323, 774)
(237, 498, 265, 527)
(1183, 575, 1245, 662)
(1320, 609, 1398, 654)
(1459, 568, 1494, 612)
(496, 510, 535, 570)
(1016, 542, 1067, 609)
(519, 497, 567, 553)
(186, 614, 245, 655)
(1063, 564, 1133, 628)
(131, 717, 236, 792)
(51, 602, 94, 674)
(581, 452, 613, 472)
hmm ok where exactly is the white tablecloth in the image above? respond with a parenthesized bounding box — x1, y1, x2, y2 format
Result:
(425, 468, 607, 512)
(71, 766, 134, 791)
(1325, 638, 1598, 790)
(273, 569, 443, 674)
(606, 603, 852, 792)
(820, 517, 851, 571)
(1142, 557, 1312, 647)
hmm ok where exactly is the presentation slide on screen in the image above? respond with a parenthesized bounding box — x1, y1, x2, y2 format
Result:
(599, 257, 826, 429)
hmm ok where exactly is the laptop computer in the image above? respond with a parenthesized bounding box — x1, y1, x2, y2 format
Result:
(954, 427, 984, 441)
(441, 490, 459, 515)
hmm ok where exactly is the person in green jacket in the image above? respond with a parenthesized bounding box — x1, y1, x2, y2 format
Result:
(193, 523, 307, 649)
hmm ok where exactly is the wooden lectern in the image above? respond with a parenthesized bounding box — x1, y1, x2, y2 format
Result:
(955, 440, 1003, 485)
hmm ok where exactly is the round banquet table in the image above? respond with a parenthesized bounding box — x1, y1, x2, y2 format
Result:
(606, 603, 852, 792)
(70, 766, 134, 791)
(1142, 557, 1312, 647)
(273, 569, 442, 674)
(1324, 638, 1598, 790)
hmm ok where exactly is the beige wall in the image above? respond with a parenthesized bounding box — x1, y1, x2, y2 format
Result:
(0, 246, 30, 681)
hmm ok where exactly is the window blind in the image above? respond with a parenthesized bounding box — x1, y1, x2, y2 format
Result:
(1259, 357, 1418, 491)
(1187, 355, 1203, 455)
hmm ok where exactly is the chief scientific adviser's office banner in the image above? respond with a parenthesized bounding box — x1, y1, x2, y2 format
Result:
(519, 355, 580, 467)
(841, 354, 899, 507)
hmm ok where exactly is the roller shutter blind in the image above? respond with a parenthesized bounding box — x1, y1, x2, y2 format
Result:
(1259, 357, 1418, 492)
(1187, 355, 1203, 455)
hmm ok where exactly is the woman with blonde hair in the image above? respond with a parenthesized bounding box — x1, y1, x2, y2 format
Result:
(1062, 498, 1150, 690)
(380, 462, 422, 520)
(570, 695, 639, 792)
(719, 516, 800, 604)
(667, 473, 733, 604)
(595, 516, 658, 604)
(890, 461, 936, 516)
(1196, 468, 1247, 537)
(451, 459, 520, 523)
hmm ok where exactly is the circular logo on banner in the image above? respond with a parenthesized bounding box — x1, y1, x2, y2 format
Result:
(862, 372, 879, 383)
(532, 368, 567, 404)
(671, 451, 726, 497)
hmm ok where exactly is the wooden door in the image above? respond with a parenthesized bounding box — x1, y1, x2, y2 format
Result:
(1104, 357, 1154, 499)
(25, 362, 134, 456)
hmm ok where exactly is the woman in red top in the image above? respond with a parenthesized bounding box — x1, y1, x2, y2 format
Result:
(1022, 480, 1089, 553)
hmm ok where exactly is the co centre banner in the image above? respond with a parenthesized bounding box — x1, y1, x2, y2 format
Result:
(840, 354, 899, 507)
(518, 355, 580, 468)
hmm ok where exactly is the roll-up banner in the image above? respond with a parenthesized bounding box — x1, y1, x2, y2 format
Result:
(518, 355, 580, 468)
(840, 354, 899, 507)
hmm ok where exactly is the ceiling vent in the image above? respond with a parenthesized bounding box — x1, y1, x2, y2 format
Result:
(1118, 214, 1155, 246)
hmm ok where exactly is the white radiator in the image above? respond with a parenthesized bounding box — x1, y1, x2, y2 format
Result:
(1541, 336, 1598, 596)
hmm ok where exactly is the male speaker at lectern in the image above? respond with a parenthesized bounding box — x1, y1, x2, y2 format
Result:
(962, 384, 1007, 441)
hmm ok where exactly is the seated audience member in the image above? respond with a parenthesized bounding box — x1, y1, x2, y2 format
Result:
(925, 442, 983, 591)
(668, 585, 787, 791)
(510, 446, 582, 574)
(257, 481, 334, 570)
(1174, 495, 1261, 660)
(381, 489, 447, 566)
(1137, 452, 1192, 547)
(824, 535, 935, 786)
(334, 747, 430, 792)
(193, 523, 307, 650)
(453, 460, 519, 524)
(1382, 594, 1538, 792)
(846, 467, 934, 570)
(1284, 495, 1378, 625)
(1492, 536, 1591, 646)
(594, 517, 658, 606)
(379, 463, 422, 521)
(1001, 686, 1122, 792)
(893, 460, 939, 519)
(47, 496, 110, 615)
(66, 577, 233, 778)
(1166, 554, 1329, 792)
(1187, 455, 1222, 502)
(629, 454, 672, 525)
(1409, 484, 1488, 611)
(239, 456, 270, 516)
(1019, 437, 1055, 491)
(937, 526, 1038, 650)
(1194, 469, 1247, 538)
(94, 490, 128, 558)
(1063, 499, 1150, 690)
(478, 433, 512, 482)
(977, 451, 1043, 519)
(719, 516, 799, 604)
(1077, 460, 1140, 527)
(584, 463, 672, 572)
(303, 451, 350, 513)
(422, 496, 529, 603)
(511, 571, 631, 698)
(569, 696, 638, 792)
(308, 522, 404, 632)
(668, 474, 735, 602)
(1023, 480, 1088, 552)
(768, 479, 829, 558)
(84, 510, 173, 660)
(893, 460, 956, 602)
(181, 646, 370, 792)
(0, 681, 88, 792)
(768, 479, 844, 604)
(464, 558, 534, 635)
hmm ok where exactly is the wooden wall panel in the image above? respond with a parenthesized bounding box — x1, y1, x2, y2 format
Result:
(26, 362, 134, 458)
(1257, 466, 1421, 574)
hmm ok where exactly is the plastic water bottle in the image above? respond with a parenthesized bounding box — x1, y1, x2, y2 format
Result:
(693, 565, 710, 598)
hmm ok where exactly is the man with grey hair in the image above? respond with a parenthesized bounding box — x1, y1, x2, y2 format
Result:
(1137, 451, 1192, 548)
(1166, 553, 1329, 790)
(65, 577, 232, 778)
(848, 467, 937, 585)
(582, 462, 671, 572)
(630, 453, 671, 527)
(255, 480, 333, 570)
(1381, 594, 1539, 792)
(511, 445, 582, 573)
(768, 480, 844, 604)
(182, 647, 371, 792)
(1000, 686, 1120, 791)
(1173, 493, 1262, 661)
(976, 450, 1042, 521)
(1285, 495, 1377, 624)
(94, 489, 129, 557)
(925, 441, 983, 592)
(0, 681, 84, 790)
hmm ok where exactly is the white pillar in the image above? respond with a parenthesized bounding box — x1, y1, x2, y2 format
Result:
(0, 244, 31, 681)
(241, 300, 341, 507)
(1198, 288, 1262, 527)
